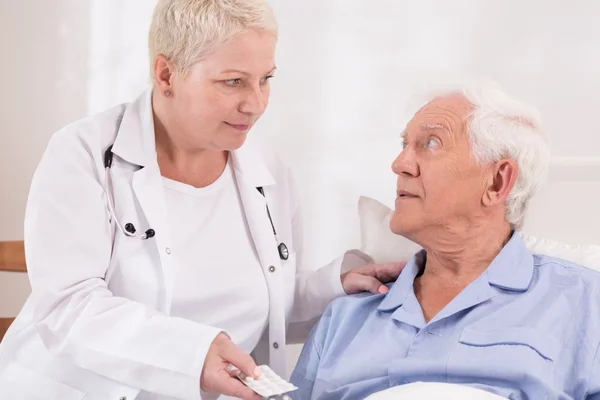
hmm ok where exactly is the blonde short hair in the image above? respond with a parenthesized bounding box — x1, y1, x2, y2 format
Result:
(148, 0, 278, 78)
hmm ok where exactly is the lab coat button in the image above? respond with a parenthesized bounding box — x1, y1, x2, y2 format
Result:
(269, 266, 276, 273)
(273, 342, 279, 349)
(165, 247, 171, 255)
(119, 397, 127, 400)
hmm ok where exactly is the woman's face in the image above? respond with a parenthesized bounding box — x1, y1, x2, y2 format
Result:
(161, 28, 277, 152)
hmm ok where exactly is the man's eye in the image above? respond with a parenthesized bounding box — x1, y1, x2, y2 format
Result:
(426, 138, 440, 148)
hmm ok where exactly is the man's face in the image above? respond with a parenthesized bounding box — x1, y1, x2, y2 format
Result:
(389, 94, 490, 239)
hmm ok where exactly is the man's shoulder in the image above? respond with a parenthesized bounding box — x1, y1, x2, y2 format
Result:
(324, 292, 387, 325)
(533, 253, 600, 308)
(313, 292, 387, 355)
(534, 253, 600, 283)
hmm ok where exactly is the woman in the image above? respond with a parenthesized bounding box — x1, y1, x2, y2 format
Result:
(0, 1, 404, 399)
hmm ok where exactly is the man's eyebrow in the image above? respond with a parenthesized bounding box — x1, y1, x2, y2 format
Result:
(400, 129, 409, 146)
(421, 123, 448, 132)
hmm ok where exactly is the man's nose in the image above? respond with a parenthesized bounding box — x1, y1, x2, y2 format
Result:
(391, 147, 419, 177)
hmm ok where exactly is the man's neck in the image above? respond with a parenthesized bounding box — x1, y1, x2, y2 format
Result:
(421, 220, 511, 282)
(413, 219, 512, 322)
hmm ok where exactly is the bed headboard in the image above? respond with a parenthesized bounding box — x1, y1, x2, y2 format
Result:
(522, 157, 600, 245)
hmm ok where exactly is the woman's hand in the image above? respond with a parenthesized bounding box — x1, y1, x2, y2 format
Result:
(200, 333, 263, 400)
(341, 262, 407, 295)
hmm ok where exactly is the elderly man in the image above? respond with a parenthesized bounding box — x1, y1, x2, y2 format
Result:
(289, 82, 600, 400)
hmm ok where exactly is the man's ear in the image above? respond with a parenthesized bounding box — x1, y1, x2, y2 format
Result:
(153, 54, 175, 93)
(482, 159, 518, 207)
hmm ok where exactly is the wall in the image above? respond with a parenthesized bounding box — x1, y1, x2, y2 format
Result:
(1, 0, 599, 376)
(0, 0, 91, 316)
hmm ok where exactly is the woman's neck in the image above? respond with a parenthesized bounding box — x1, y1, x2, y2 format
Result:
(153, 99, 228, 188)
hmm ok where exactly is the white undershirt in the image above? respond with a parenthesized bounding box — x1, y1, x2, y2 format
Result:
(163, 159, 270, 353)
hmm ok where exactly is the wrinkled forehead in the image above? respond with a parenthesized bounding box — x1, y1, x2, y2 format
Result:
(405, 94, 473, 138)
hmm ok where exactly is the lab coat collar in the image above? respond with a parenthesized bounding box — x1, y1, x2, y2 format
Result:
(377, 231, 534, 312)
(112, 89, 155, 168)
(230, 142, 275, 188)
(111, 88, 275, 188)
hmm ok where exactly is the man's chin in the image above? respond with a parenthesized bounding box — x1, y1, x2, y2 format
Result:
(390, 214, 416, 236)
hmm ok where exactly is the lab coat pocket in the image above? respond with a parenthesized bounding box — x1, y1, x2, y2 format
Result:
(0, 362, 87, 400)
(447, 327, 558, 396)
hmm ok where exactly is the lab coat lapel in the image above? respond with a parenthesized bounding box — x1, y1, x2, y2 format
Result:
(112, 89, 175, 312)
(231, 143, 278, 269)
(231, 144, 288, 374)
(235, 177, 278, 267)
(131, 166, 174, 312)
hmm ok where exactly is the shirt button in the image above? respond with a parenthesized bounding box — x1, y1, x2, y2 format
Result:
(165, 247, 171, 255)
(269, 266, 276, 273)
(273, 342, 279, 349)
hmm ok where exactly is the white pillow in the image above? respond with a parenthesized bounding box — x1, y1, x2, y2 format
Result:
(358, 196, 600, 271)
(364, 382, 506, 400)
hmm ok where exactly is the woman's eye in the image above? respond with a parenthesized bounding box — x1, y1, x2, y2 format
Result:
(223, 79, 242, 86)
(260, 75, 274, 85)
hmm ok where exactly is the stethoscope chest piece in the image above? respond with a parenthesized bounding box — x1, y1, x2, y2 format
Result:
(278, 242, 289, 261)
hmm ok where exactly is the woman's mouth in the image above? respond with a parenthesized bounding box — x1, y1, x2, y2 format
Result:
(225, 122, 250, 131)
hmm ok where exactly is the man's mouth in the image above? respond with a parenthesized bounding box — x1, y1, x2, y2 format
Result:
(397, 190, 418, 198)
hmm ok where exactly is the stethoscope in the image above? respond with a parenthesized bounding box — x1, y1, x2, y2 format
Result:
(103, 145, 289, 261)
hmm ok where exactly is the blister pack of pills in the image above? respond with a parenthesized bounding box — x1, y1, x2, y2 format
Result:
(234, 365, 297, 399)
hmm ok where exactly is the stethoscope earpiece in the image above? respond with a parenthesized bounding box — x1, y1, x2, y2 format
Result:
(125, 223, 136, 234)
(278, 242, 289, 261)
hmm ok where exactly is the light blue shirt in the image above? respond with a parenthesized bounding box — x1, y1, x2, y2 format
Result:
(290, 233, 600, 400)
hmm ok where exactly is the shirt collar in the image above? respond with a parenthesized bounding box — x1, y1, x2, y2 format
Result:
(485, 231, 534, 291)
(378, 250, 426, 312)
(377, 232, 534, 312)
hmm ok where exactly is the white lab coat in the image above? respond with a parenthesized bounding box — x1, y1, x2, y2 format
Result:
(0, 91, 371, 400)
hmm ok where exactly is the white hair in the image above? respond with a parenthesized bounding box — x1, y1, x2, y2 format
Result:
(416, 81, 550, 230)
(148, 0, 278, 79)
